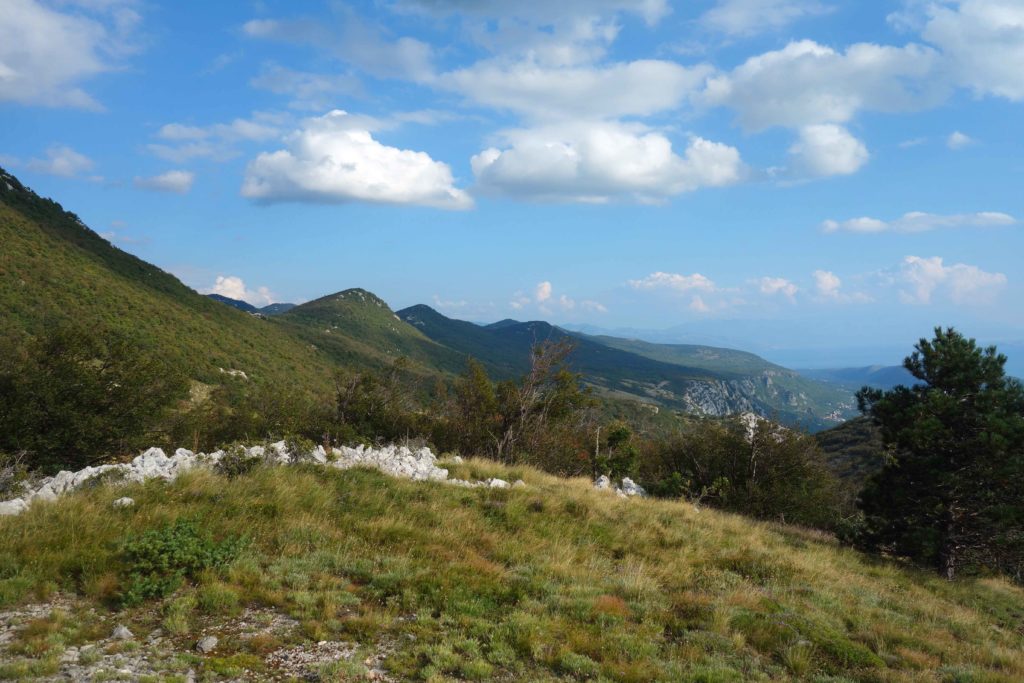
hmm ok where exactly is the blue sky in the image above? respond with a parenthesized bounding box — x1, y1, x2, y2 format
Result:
(2, 0, 1023, 367)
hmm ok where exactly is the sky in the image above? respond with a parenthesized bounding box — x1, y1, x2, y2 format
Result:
(1, 0, 1023, 368)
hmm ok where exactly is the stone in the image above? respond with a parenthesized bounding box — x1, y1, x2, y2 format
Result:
(620, 478, 647, 497)
(451, 455, 464, 464)
(113, 497, 134, 508)
(195, 635, 218, 653)
(594, 475, 612, 490)
(512, 479, 526, 488)
(487, 478, 510, 489)
(0, 499, 27, 516)
(111, 625, 134, 640)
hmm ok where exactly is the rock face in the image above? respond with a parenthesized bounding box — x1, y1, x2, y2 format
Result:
(0, 442, 525, 516)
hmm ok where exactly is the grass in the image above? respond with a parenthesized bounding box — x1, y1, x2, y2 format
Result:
(1, 461, 1023, 681)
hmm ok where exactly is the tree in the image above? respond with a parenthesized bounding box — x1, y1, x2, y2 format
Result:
(855, 327, 1024, 580)
(0, 325, 187, 472)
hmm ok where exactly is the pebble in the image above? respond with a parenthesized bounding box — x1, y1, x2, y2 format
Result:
(195, 635, 218, 653)
(111, 625, 133, 640)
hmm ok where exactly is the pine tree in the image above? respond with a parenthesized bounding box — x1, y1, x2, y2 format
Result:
(856, 327, 1024, 580)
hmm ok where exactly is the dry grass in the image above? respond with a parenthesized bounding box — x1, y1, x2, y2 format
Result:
(1, 461, 1022, 681)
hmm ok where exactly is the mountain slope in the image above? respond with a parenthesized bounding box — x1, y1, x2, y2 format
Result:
(279, 290, 470, 375)
(0, 167, 333, 390)
(589, 335, 858, 427)
(206, 293, 259, 313)
(798, 365, 916, 390)
(2, 460, 1021, 681)
(399, 305, 854, 428)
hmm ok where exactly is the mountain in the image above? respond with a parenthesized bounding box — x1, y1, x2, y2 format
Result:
(278, 290, 469, 375)
(815, 417, 887, 486)
(260, 302, 296, 315)
(205, 294, 296, 316)
(206, 293, 258, 313)
(0, 167, 334, 390)
(798, 365, 915, 390)
(399, 305, 857, 429)
(582, 335, 858, 428)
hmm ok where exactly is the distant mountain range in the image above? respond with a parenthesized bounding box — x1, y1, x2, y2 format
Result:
(205, 294, 295, 316)
(797, 365, 915, 391)
(1, 165, 910, 432)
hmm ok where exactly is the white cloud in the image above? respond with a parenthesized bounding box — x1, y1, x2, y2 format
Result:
(241, 110, 471, 209)
(242, 14, 434, 82)
(946, 130, 974, 149)
(393, 1, 669, 65)
(629, 271, 717, 293)
(899, 136, 928, 148)
(788, 124, 869, 177)
(472, 121, 744, 203)
(703, 40, 943, 131)
(205, 275, 276, 306)
(0, 0, 139, 109)
(823, 211, 1015, 233)
(701, 0, 832, 37)
(148, 112, 288, 163)
(441, 59, 712, 121)
(133, 170, 194, 194)
(26, 145, 95, 177)
(920, 0, 1024, 102)
(758, 276, 798, 300)
(250, 63, 362, 111)
(535, 281, 553, 302)
(580, 300, 609, 313)
(813, 269, 842, 298)
(898, 255, 1007, 305)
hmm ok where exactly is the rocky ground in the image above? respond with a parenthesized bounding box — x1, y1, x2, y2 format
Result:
(0, 597, 399, 682)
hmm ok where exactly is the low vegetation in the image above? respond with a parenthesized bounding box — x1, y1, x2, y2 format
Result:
(1, 462, 1023, 681)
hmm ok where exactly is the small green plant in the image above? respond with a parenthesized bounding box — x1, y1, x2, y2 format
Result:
(119, 520, 246, 605)
(214, 445, 262, 479)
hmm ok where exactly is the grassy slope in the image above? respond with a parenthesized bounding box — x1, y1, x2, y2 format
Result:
(0, 170, 334, 391)
(1, 463, 1022, 682)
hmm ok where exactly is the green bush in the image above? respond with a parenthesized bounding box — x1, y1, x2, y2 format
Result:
(214, 445, 262, 479)
(119, 520, 245, 605)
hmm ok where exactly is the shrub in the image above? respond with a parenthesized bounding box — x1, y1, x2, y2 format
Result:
(214, 445, 262, 479)
(119, 519, 245, 605)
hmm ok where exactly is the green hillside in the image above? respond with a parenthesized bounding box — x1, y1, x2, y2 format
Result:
(279, 290, 470, 376)
(0, 167, 333, 391)
(1, 461, 1022, 681)
(815, 417, 887, 486)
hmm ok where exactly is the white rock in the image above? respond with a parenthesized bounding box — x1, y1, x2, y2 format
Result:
(487, 478, 510, 489)
(451, 455, 464, 464)
(0, 499, 28, 516)
(195, 635, 218, 653)
(111, 625, 133, 640)
(512, 480, 526, 488)
(620, 478, 647, 497)
(594, 475, 612, 491)
(113, 497, 135, 508)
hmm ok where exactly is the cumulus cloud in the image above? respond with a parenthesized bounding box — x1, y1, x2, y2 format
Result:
(472, 121, 744, 202)
(701, 0, 832, 36)
(703, 40, 943, 131)
(628, 272, 717, 293)
(822, 211, 1016, 233)
(946, 130, 974, 149)
(441, 59, 712, 121)
(0, 0, 139, 109)
(787, 124, 869, 177)
(898, 255, 1007, 305)
(205, 275, 276, 306)
(26, 145, 95, 177)
(241, 110, 471, 209)
(133, 170, 194, 194)
(758, 276, 798, 300)
(920, 0, 1024, 102)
